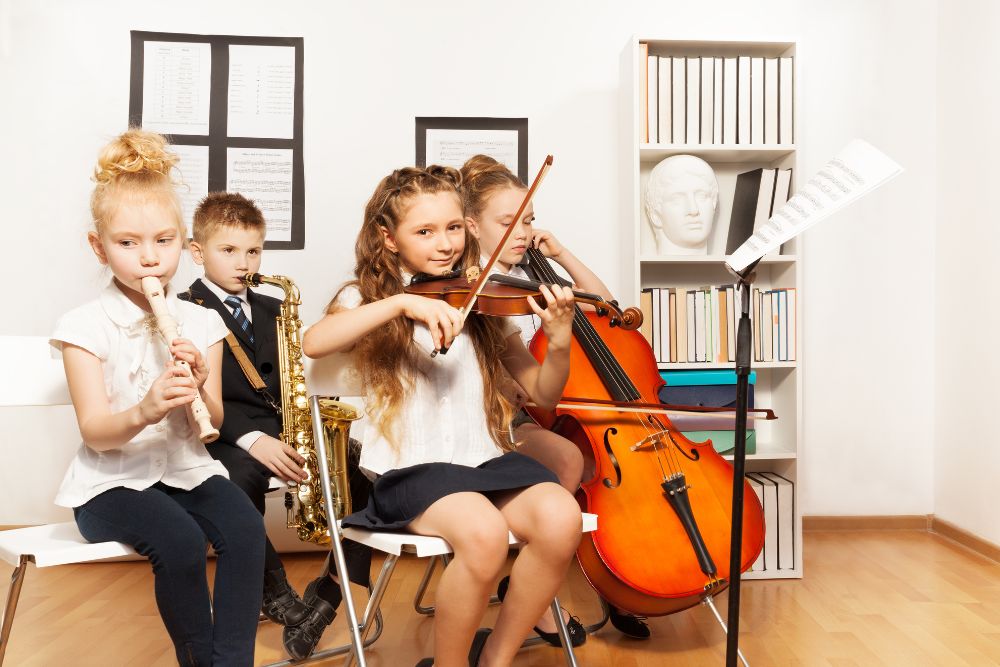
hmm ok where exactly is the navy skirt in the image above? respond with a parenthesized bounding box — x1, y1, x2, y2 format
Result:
(341, 451, 558, 531)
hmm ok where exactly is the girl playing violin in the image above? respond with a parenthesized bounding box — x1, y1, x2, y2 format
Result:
(302, 165, 583, 667)
(461, 154, 651, 640)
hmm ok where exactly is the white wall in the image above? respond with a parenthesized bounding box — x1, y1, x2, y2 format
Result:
(934, 1, 1000, 545)
(0, 0, 941, 524)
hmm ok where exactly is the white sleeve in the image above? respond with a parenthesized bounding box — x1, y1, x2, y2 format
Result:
(50, 305, 109, 360)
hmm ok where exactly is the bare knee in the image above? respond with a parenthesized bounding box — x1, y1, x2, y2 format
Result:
(449, 511, 509, 582)
(525, 485, 582, 557)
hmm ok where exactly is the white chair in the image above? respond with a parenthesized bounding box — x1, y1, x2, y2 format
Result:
(293, 387, 595, 667)
(0, 336, 139, 666)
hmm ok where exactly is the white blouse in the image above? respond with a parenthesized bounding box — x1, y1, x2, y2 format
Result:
(334, 285, 519, 478)
(50, 281, 230, 507)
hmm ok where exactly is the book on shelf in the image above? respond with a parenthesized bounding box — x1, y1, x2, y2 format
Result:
(749, 472, 778, 571)
(639, 288, 653, 345)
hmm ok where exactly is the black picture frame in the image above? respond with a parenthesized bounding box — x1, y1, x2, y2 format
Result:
(415, 117, 529, 182)
(128, 31, 305, 250)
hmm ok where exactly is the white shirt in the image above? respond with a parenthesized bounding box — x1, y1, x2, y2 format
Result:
(50, 281, 230, 507)
(335, 285, 519, 478)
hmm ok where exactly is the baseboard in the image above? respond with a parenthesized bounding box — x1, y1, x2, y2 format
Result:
(803, 515, 932, 531)
(0, 525, 29, 531)
(930, 517, 1000, 563)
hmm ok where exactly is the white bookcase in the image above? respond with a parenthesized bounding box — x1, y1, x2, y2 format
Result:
(620, 37, 803, 579)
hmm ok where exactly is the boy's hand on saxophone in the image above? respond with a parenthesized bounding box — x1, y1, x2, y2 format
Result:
(249, 434, 308, 483)
(169, 338, 209, 388)
(139, 365, 198, 425)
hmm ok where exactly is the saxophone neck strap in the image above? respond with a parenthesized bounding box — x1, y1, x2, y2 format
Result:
(225, 333, 267, 391)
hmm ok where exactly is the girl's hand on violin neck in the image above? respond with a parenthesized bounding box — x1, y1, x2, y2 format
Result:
(139, 365, 197, 425)
(395, 293, 464, 351)
(530, 283, 575, 350)
(531, 229, 565, 260)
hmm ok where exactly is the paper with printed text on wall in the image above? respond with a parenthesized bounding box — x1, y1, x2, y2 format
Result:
(727, 140, 903, 272)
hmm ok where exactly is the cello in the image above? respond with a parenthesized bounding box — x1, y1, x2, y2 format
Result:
(520, 245, 766, 615)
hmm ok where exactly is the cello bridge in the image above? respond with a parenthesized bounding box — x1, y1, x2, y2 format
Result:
(631, 429, 671, 452)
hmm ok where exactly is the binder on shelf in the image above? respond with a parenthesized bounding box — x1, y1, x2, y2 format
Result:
(737, 56, 751, 144)
(651, 287, 661, 362)
(764, 57, 779, 144)
(746, 475, 767, 572)
(659, 288, 671, 363)
(701, 56, 714, 144)
(640, 43, 649, 142)
(672, 57, 686, 145)
(639, 288, 653, 346)
(713, 57, 723, 145)
(779, 56, 794, 143)
(658, 56, 672, 144)
(647, 53, 659, 143)
(758, 471, 795, 569)
(676, 287, 689, 363)
(726, 168, 768, 254)
(686, 57, 700, 144)
(786, 288, 797, 361)
(750, 56, 764, 144)
(723, 57, 738, 144)
(748, 472, 778, 572)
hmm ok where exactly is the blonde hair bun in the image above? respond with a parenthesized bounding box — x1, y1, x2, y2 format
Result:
(93, 128, 178, 185)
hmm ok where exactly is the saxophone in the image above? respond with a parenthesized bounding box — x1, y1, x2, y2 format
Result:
(244, 272, 360, 545)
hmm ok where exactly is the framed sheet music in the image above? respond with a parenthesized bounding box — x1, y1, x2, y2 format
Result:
(128, 31, 305, 249)
(415, 117, 528, 183)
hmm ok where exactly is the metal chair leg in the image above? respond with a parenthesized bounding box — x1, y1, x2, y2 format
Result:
(413, 555, 441, 615)
(0, 555, 30, 666)
(551, 595, 578, 667)
(342, 554, 398, 667)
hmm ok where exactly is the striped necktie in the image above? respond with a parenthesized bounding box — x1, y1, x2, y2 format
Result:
(224, 295, 254, 344)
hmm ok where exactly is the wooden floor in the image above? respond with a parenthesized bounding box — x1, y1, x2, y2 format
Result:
(3, 529, 1000, 666)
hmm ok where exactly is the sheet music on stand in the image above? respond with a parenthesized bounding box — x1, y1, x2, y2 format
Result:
(727, 139, 904, 272)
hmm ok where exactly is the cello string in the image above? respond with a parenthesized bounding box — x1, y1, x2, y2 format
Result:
(524, 248, 673, 477)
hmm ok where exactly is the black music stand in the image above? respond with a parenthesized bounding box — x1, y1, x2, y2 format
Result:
(723, 257, 761, 667)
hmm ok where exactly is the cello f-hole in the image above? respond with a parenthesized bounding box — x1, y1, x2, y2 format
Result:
(601, 427, 622, 489)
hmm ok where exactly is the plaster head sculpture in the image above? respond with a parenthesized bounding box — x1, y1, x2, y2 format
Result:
(643, 155, 719, 255)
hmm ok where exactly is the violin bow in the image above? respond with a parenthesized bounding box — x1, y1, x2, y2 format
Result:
(432, 155, 554, 356)
(544, 395, 777, 420)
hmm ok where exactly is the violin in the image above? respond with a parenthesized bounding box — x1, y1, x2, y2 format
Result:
(404, 267, 643, 329)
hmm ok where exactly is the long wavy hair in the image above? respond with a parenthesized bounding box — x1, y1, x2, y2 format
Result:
(331, 166, 516, 453)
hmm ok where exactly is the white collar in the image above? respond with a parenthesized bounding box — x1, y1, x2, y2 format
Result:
(202, 278, 248, 307)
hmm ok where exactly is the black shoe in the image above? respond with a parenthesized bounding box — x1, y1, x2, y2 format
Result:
(496, 575, 587, 648)
(282, 577, 342, 660)
(262, 567, 311, 627)
(415, 659, 434, 667)
(469, 628, 491, 667)
(608, 605, 650, 639)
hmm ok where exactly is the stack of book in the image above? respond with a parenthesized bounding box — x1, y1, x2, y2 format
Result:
(747, 472, 796, 573)
(639, 45, 793, 146)
(639, 285, 796, 364)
